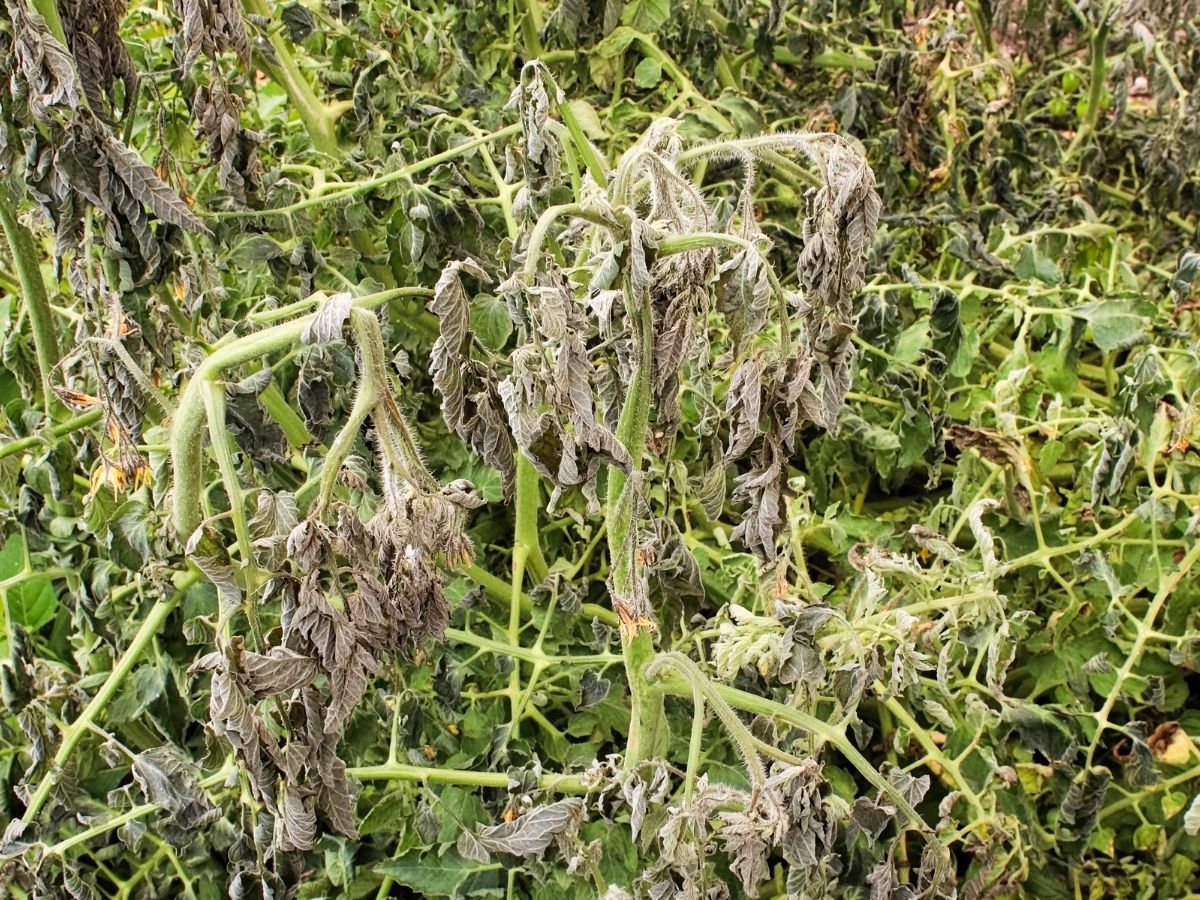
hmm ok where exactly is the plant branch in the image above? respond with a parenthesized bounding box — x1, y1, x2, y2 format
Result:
(20, 571, 201, 824)
(0, 194, 61, 416)
(169, 288, 416, 540)
(0, 409, 103, 462)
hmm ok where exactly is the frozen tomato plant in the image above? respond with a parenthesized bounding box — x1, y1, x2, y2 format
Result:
(1, 1, 1199, 898)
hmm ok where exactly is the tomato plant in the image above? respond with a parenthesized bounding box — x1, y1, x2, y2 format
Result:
(1, 1, 1199, 897)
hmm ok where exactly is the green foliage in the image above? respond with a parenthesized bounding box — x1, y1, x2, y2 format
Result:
(1, 0, 1199, 898)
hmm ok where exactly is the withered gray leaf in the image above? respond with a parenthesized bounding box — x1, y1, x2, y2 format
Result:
(102, 132, 211, 235)
(469, 798, 584, 858)
(848, 797, 895, 849)
(301, 291, 354, 345)
(324, 644, 379, 734)
(242, 647, 318, 698)
(185, 526, 242, 616)
(579, 670, 610, 710)
(130, 746, 220, 842)
(276, 782, 317, 852)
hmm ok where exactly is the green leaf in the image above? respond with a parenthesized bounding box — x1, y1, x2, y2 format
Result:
(110, 500, 153, 569)
(565, 99, 606, 141)
(13, 576, 57, 630)
(376, 851, 499, 893)
(469, 294, 513, 351)
(620, 0, 670, 33)
(1087, 825, 1115, 857)
(892, 320, 930, 363)
(633, 57, 662, 89)
(0, 533, 25, 580)
(1076, 300, 1146, 352)
(1014, 244, 1061, 284)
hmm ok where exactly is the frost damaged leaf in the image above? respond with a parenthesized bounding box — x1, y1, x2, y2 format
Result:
(186, 526, 242, 616)
(8, 0, 81, 119)
(579, 670, 611, 709)
(102, 132, 211, 235)
(848, 797, 895, 848)
(0, 820, 31, 859)
(171, 0, 251, 71)
(242, 647, 318, 698)
(431, 260, 490, 356)
(131, 747, 220, 843)
(1057, 767, 1111, 844)
(429, 261, 515, 496)
(325, 644, 379, 734)
(302, 292, 354, 345)
(277, 782, 317, 851)
(467, 798, 584, 858)
(1184, 794, 1200, 836)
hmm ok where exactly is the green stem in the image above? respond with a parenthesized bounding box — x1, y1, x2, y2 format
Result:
(508, 544, 529, 739)
(313, 325, 380, 515)
(877, 687, 989, 823)
(515, 454, 549, 582)
(44, 765, 233, 857)
(259, 381, 313, 447)
(516, 0, 544, 57)
(21, 572, 200, 824)
(608, 280, 663, 766)
(348, 761, 587, 793)
(457, 563, 618, 626)
(522, 203, 617, 280)
(654, 674, 930, 831)
(445, 626, 620, 666)
(210, 125, 522, 221)
(1068, 7, 1112, 157)
(202, 383, 255, 569)
(683, 688, 705, 804)
(45, 754, 595, 857)
(29, 0, 68, 44)
(649, 652, 765, 787)
(1083, 18, 1111, 135)
(538, 68, 609, 187)
(170, 288, 414, 540)
(0, 195, 61, 416)
(241, 0, 339, 155)
(1085, 535, 1200, 764)
(0, 409, 102, 462)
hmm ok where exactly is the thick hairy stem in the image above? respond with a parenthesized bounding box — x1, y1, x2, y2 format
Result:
(29, 0, 67, 44)
(21, 572, 200, 824)
(312, 315, 384, 516)
(170, 289, 417, 540)
(516, 0, 544, 58)
(608, 281, 666, 766)
(202, 383, 255, 572)
(241, 0, 339, 156)
(508, 544, 529, 739)
(1083, 17, 1112, 137)
(515, 454, 549, 583)
(0, 195, 61, 416)
(259, 381, 314, 447)
(1067, 5, 1114, 158)
(647, 652, 766, 788)
(522, 204, 618, 280)
(537, 68, 609, 187)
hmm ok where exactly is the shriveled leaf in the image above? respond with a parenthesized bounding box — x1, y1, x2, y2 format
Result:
(469, 798, 584, 858)
(302, 292, 355, 345)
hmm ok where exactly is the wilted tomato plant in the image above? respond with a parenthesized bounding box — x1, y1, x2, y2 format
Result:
(2, 1, 1200, 898)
